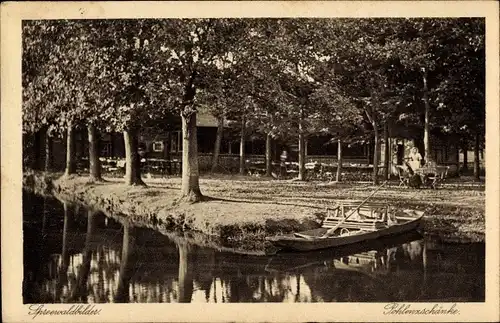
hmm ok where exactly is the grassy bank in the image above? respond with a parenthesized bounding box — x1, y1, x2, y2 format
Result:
(23, 171, 485, 251)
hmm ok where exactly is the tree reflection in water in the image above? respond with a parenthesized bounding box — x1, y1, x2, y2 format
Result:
(23, 195, 54, 303)
(23, 191, 485, 304)
(226, 271, 253, 302)
(114, 221, 135, 303)
(55, 202, 75, 302)
(177, 241, 194, 303)
(68, 209, 96, 302)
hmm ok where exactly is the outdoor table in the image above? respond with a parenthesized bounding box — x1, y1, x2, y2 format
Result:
(414, 166, 449, 189)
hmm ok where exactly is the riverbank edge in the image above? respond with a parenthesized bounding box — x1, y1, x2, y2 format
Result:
(22, 171, 485, 252)
(22, 171, 323, 252)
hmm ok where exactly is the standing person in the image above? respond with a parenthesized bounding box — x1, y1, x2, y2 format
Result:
(406, 147, 423, 188)
(408, 147, 423, 171)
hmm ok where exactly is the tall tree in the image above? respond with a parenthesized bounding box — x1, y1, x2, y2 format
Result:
(22, 21, 69, 171)
(386, 18, 485, 165)
(95, 20, 160, 185)
(78, 19, 184, 186)
(197, 58, 239, 174)
(271, 19, 327, 181)
(23, 20, 114, 179)
(310, 82, 362, 182)
(319, 19, 401, 184)
(151, 19, 248, 201)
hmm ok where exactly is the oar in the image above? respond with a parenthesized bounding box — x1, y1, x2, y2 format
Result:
(321, 180, 388, 238)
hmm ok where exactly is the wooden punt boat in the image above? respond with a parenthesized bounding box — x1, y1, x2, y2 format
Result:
(265, 201, 424, 252)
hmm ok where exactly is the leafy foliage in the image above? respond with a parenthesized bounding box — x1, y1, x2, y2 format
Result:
(23, 18, 485, 174)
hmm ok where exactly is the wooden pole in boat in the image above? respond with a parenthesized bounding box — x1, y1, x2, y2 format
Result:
(321, 180, 388, 238)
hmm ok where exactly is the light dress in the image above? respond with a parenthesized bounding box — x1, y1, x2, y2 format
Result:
(408, 152, 422, 171)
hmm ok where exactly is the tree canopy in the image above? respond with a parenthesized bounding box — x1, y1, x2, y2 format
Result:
(22, 18, 485, 185)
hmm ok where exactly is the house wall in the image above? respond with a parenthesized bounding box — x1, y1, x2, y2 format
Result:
(142, 127, 254, 159)
(26, 130, 126, 171)
(26, 133, 74, 172)
(28, 124, 475, 177)
(100, 132, 126, 158)
(26, 127, 372, 171)
(458, 150, 485, 169)
(306, 135, 337, 155)
(135, 126, 371, 165)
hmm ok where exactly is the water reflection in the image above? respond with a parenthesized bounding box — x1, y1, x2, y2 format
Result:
(23, 191, 485, 303)
(55, 201, 72, 302)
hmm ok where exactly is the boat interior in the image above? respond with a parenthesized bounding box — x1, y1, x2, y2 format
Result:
(293, 201, 423, 239)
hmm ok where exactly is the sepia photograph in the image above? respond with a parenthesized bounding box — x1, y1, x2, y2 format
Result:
(2, 1, 499, 322)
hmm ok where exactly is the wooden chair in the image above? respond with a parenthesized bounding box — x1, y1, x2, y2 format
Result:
(426, 165, 449, 189)
(395, 165, 410, 188)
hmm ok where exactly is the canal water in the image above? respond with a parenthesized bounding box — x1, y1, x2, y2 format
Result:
(23, 191, 485, 303)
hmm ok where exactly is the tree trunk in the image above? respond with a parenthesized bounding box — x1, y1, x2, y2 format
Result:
(336, 139, 342, 182)
(123, 128, 145, 186)
(180, 112, 203, 202)
(211, 116, 224, 173)
(265, 133, 272, 177)
(383, 121, 390, 180)
(239, 116, 246, 175)
(473, 132, 481, 181)
(372, 121, 380, 185)
(422, 70, 431, 163)
(88, 123, 102, 181)
(64, 125, 77, 176)
(462, 142, 468, 171)
(44, 130, 53, 172)
(298, 109, 306, 181)
(42, 197, 47, 236)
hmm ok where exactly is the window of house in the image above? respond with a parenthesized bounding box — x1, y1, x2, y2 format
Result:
(152, 141, 164, 152)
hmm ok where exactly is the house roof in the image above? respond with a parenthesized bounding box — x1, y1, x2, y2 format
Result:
(196, 105, 232, 127)
(197, 112, 219, 127)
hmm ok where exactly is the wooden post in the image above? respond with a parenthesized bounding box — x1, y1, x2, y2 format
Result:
(336, 139, 342, 182)
(239, 116, 246, 175)
(65, 124, 77, 175)
(422, 68, 432, 163)
(383, 122, 390, 180)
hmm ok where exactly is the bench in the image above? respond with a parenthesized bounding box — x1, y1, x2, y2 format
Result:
(322, 201, 391, 231)
(328, 201, 389, 219)
(322, 219, 387, 231)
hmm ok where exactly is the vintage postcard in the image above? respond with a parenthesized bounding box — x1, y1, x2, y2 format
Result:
(1, 1, 499, 322)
